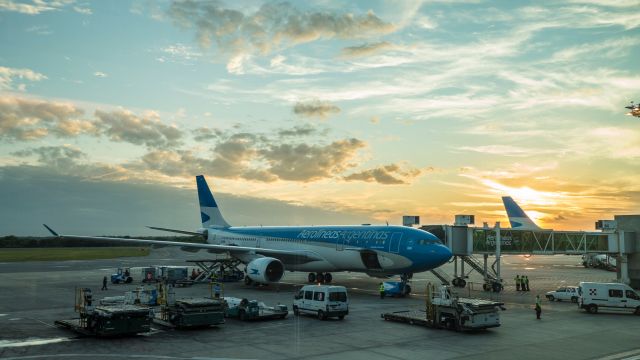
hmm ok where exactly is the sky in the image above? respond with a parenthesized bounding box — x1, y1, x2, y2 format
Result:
(0, 0, 639, 236)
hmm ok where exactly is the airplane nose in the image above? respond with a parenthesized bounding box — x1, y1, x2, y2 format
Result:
(436, 244, 453, 266)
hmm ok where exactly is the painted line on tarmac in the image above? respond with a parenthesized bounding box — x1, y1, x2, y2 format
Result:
(0, 354, 254, 360)
(0, 337, 73, 349)
(598, 348, 640, 360)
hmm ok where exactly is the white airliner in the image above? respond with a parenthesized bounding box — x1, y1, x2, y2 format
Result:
(45, 175, 452, 286)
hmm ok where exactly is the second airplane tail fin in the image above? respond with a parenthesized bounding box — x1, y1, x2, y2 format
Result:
(501, 196, 541, 230)
(196, 175, 230, 228)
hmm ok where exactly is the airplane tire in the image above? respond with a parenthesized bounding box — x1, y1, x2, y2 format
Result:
(451, 278, 458, 287)
(404, 285, 412, 296)
(316, 273, 325, 283)
(308, 273, 316, 283)
(458, 279, 467, 288)
(324, 273, 332, 283)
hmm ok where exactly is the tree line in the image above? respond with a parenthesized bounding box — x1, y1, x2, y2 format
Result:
(0, 235, 205, 248)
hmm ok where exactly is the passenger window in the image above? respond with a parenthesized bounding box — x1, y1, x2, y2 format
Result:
(314, 292, 324, 301)
(626, 290, 639, 300)
(304, 291, 313, 300)
(557, 288, 565, 292)
(609, 289, 623, 298)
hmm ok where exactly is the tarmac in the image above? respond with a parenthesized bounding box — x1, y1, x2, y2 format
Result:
(0, 249, 638, 360)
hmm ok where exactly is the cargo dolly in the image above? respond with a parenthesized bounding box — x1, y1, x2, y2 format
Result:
(55, 288, 152, 337)
(153, 298, 225, 329)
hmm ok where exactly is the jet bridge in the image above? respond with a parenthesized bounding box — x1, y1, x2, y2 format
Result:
(421, 215, 638, 290)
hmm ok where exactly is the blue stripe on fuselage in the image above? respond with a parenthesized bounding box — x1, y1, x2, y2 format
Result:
(215, 225, 447, 273)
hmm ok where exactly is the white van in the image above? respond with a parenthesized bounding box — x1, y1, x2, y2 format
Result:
(293, 285, 348, 320)
(579, 282, 640, 315)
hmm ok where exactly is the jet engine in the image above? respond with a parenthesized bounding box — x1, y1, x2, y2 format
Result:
(197, 228, 209, 242)
(246, 257, 285, 283)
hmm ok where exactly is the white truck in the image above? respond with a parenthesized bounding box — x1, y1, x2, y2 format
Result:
(382, 284, 504, 331)
(578, 282, 640, 315)
(545, 286, 580, 303)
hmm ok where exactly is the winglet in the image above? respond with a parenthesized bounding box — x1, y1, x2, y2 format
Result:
(43, 224, 59, 237)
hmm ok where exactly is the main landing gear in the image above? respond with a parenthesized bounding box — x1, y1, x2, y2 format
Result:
(308, 272, 333, 284)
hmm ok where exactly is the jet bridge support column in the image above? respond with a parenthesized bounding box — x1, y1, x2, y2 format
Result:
(495, 222, 501, 283)
(619, 231, 630, 284)
(483, 254, 489, 282)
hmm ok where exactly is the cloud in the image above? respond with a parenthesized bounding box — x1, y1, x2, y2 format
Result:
(94, 109, 183, 149)
(156, 43, 202, 64)
(456, 145, 557, 157)
(0, 66, 47, 90)
(72, 5, 91, 14)
(12, 144, 87, 171)
(25, 25, 52, 35)
(0, 165, 375, 236)
(343, 163, 422, 185)
(192, 126, 223, 142)
(0, 95, 185, 148)
(340, 41, 394, 59)
(167, 1, 395, 70)
(0, 0, 88, 15)
(93, 71, 108, 78)
(278, 124, 319, 137)
(0, 0, 76, 14)
(293, 100, 340, 118)
(260, 138, 365, 182)
(134, 128, 367, 183)
(0, 96, 87, 141)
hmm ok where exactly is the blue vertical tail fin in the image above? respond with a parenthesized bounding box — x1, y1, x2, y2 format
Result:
(196, 175, 230, 228)
(502, 196, 541, 230)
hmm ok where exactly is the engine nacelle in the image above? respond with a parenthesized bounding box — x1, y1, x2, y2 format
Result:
(246, 257, 284, 283)
(197, 228, 209, 242)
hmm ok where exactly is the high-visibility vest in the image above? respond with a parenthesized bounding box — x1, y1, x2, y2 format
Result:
(379, 284, 385, 292)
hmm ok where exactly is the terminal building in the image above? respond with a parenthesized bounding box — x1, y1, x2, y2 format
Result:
(410, 214, 640, 289)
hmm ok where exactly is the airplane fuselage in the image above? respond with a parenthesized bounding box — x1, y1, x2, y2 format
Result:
(206, 224, 451, 275)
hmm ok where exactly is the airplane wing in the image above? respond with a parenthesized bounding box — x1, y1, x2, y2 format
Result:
(43, 224, 322, 264)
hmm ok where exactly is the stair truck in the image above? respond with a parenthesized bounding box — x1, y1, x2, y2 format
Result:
(381, 284, 505, 331)
(55, 288, 152, 336)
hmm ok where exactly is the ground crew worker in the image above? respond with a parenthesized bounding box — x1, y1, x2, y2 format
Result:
(525, 276, 530, 291)
(535, 295, 542, 319)
(379, 282, 385, 299)
(214, 282, 221, 299)
(515, 275, 520, 291)
(102, 275, 108, 291)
